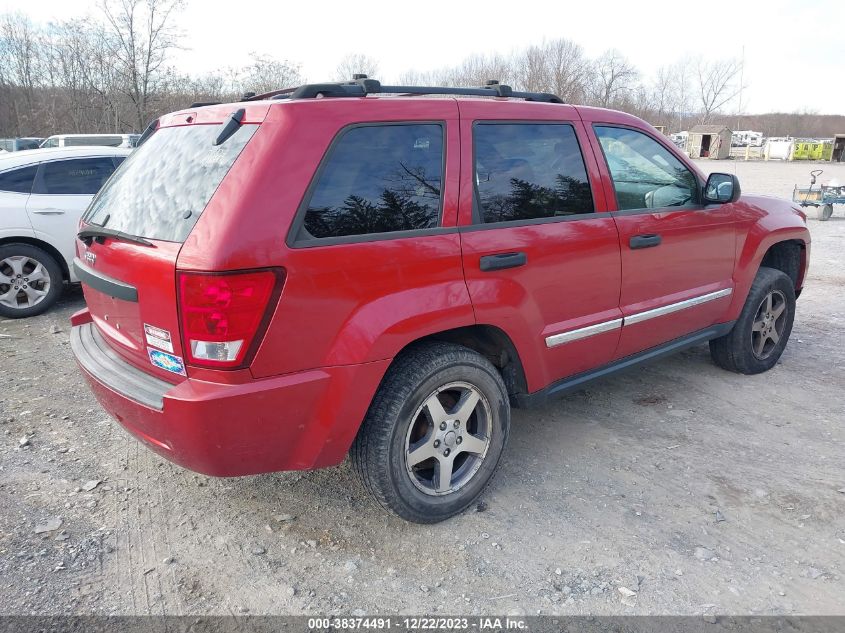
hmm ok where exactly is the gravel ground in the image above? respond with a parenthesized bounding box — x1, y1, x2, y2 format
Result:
(1, 160, 843, 616)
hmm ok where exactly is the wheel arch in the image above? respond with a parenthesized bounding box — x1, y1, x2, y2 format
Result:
(0, 236, 70, 281)
(729, 225, 810, 321)
(759, 239, 807, 293)
(394, 324, 529, 401)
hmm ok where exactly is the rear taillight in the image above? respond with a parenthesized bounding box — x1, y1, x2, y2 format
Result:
(177, 269, 284, 369)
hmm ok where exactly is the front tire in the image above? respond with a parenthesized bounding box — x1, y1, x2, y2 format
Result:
(0, 244, 63, 319)
(709, 267, 796, 374)
(351, 342, 510, 523)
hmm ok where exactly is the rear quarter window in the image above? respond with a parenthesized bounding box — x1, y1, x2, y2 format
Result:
(83, 123, 257, 243)
(0, 165, 38, 193)
(295, 123, 444, 243)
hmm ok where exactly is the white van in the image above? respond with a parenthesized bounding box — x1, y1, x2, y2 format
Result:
(39, 134, 140, 149)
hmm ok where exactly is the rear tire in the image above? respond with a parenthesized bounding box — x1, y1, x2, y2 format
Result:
(709, 267, 796, 374)
(0, 243, 63, 319)
(351, 342, 510, 523)
(821, 204, 833, 221)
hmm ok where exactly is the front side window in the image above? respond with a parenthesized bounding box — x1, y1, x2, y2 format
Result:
(35, 158, 116, 195)
(0, 165, 38, 193)
(300, 123, 444, 241)
(474, 123, 594, 224)
(595, 126, 699, 211)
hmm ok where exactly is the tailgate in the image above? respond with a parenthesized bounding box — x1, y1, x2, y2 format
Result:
(75, 239, 186, 382)
(74, 103, 266, 379)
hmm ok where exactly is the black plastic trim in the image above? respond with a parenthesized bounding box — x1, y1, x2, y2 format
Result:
(73, 258, 138, 302)
(512, 321, 736, 408)
(629, 234, 662, 249)
(479, 252, 527, 271)
(274, 79, 563, 103)
(71, 322, 174, 410)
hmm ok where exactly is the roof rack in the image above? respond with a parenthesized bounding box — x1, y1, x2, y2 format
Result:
(244, 77, 563, 104)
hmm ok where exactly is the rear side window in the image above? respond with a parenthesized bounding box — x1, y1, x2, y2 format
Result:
(84, 124, 258, 243)
(65, 136, 123, 147)
(35, 158, 116, 195)
(474, 123, 594, 223)
(298, 123, 444, 241)
(17, 139, 42, 151)
(0, 165, 38, 193)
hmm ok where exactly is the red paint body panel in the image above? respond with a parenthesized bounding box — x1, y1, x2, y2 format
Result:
(455, 102, 622, 390)
(70, 95, 811, 478)
(75, 337, 390, 475)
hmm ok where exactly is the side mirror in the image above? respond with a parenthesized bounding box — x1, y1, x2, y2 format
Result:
(704, 173, 741, 204)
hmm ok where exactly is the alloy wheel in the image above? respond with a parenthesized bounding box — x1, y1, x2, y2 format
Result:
(404, 381, 492, 496)
(751, 289, 787, 360)
(0, 256, 51, 310)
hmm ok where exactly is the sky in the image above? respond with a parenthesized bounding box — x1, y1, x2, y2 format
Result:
(6, 0, 844, 114)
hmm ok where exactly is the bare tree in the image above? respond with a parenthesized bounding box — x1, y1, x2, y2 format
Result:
(694, 57, 743, 124)
(99, 0, 184, 130)
(514, 39, 590, 103)
(334, 53, 379, 81)
(0, 13, 45, 134)
(234, 53, 303, 95)
(589, 49, 639, 108)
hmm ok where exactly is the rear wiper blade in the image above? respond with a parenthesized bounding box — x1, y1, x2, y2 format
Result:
(78, 226, 154, 247)
(213, 108, 245, 146)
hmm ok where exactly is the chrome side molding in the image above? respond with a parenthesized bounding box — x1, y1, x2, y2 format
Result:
(544, 288, 733, 348)
(545, 318, 623, 348)
(623, 288, 733, 326)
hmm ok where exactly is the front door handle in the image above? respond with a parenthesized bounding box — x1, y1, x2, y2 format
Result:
(629, 234, 662, 249)
(30, 209, 66, 215)
(479, 252, 527, 271)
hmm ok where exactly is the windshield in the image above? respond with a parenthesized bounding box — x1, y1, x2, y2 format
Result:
(83, 123, 258, 242)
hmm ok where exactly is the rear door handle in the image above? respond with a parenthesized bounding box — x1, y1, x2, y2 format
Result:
(479, 252, 527, 271)
(30, 209, 66, 215)
(629, 234, 662, 249)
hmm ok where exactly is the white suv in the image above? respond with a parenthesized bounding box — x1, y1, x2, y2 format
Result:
(0, 146, 131, 317)
(39, 134, 139, 149)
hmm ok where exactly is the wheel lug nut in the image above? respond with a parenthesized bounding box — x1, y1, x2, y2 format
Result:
(443, 448, 450, 457)
(439, 422, 447, 431)
(456, 436, 462, 444)
(453, 420, 459, 428)
(433, 440, 440, 448)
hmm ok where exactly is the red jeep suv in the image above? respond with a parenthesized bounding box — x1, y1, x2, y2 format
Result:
(70, 78, 810, 523)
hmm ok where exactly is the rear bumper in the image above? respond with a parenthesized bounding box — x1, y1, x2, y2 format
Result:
(71, 319, 390, 476)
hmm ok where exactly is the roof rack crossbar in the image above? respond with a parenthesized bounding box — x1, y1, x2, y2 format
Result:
(268, 78, 563, 104)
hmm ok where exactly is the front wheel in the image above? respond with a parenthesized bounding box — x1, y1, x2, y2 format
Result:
(351, 342, 510, 523)
(709, 267, 796, 374)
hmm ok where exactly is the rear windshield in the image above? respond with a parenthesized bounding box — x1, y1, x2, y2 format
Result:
(83, 123, 258, 242)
